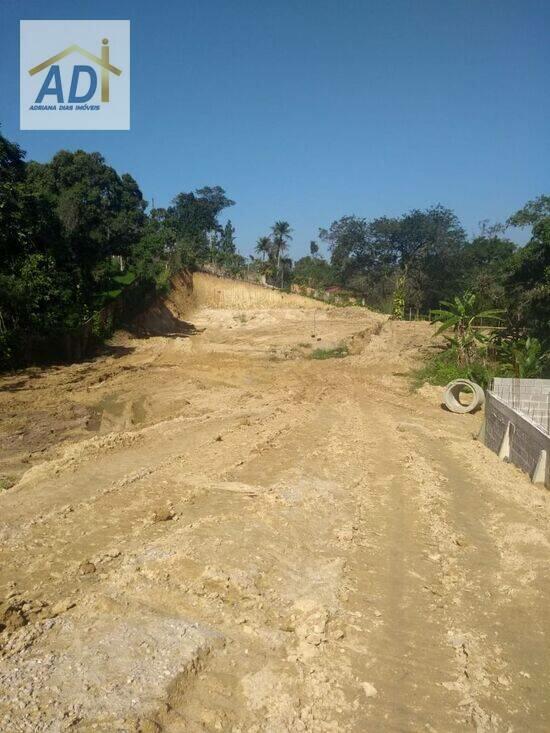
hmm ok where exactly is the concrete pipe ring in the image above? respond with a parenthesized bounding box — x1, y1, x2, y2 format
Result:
(444, 379, 485, 414)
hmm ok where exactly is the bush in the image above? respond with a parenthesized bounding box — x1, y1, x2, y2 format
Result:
(410, 347, 494, 390)
(90, 310, 115, 340)
(310, 345, 349, 360)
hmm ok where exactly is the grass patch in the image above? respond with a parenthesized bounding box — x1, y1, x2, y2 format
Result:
(410, 346, 493, 390)
(0, 475, 17, 492)
(310, 345, 349, 360)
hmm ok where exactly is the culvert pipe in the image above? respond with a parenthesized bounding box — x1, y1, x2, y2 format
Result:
(444, 379, 485, 414)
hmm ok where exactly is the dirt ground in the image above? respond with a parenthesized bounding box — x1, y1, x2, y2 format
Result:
(0, 284, 549, 732)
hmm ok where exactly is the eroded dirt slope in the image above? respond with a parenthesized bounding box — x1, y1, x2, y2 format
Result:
(0, 295, 548, 732)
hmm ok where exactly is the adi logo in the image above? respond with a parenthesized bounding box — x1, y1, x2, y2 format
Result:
(20, 20, 130, 130)
(30, 39, 122, 105)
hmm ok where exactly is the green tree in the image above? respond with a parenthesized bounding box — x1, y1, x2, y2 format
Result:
(0, 132, 26, 263)
(168, 186, 234, 268)
(387, 206, 466, 315)
(26, 150, 147, 277)
(292, 256, 334, 289)
(506, 195, 550, 343)
(271, 221, 293, 285)
(130, 216, 176, 284)
(461, 234, 516, 308)
(255, 235, 272, 260)
(220, 220, 236, 255)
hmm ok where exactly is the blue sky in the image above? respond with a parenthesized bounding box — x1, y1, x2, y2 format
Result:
(1, 0, 549, 256)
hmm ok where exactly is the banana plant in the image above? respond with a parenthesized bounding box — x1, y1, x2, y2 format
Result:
(497, 336, 548, 378)
(430, 292, 503, 366)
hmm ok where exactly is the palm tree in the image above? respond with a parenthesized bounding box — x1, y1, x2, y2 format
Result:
(255, 236, 272, 261)
(271, 221, 293, 285)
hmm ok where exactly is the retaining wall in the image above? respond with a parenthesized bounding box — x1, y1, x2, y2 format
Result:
(483, 390, 550, 488)
(491, 377, 550, 433)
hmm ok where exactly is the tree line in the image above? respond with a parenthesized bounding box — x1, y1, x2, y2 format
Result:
(1, 128, 548, 374)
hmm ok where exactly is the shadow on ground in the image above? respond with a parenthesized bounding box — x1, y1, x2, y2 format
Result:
(127, 303, 202, 339)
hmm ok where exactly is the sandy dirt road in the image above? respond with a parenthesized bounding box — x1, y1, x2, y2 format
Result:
(0, 290, 549, 732)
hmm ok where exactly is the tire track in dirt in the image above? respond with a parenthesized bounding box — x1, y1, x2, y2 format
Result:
(1, 306, 549, 732)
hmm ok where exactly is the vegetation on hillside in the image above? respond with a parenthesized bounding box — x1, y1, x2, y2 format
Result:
(0, 131, 235, 367)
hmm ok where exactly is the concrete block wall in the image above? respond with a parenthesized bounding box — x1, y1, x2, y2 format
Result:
(483, 392, 550, 488)
(490, 378, 550, 435)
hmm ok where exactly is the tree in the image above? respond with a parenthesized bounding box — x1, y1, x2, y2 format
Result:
(0, 129, 245, 367)
(25, 150, 147, 277)
(461, 235, 516, 309)
(310, 240, 319, 257)
(506, 195, 550, 343)
(0, 133, 85, 365)
(0, 132, 26, 265)
(507, 195, 550, 228)
(220, 220, 236, 255)
(0, 132, 55, 265)
(321, 216, 376, 282)
(292, 256, 334, 289)
(271, 221, 293, 285)
(255, 236, 272, 261)
(168, 186, 234, 268)
(386, 206, 466, 315)
(130, 216, 176, 284)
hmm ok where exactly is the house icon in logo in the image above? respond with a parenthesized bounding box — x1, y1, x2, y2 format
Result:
(29, 39, 122, 103)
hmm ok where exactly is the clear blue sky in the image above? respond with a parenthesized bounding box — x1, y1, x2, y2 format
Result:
(1, 0, 549, 255)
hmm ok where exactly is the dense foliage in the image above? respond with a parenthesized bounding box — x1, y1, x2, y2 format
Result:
(0, 131, 235, 367)
(308, 202, 548, 378)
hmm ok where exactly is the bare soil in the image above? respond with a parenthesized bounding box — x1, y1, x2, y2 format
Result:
(0, 290, 549, 732)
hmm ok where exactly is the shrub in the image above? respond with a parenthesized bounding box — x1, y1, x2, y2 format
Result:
(310, 345, 349, 360)
(410, 346, 494, 390)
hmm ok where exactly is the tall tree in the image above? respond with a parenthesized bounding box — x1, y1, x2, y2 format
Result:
(26, 150, 147, 276)
(220, 220, 236, 255)
(0, 132, 27, 265)
(168, 186, 234, 267)
(271, 221, 293, 285)
(461, 235, 516, 308)
(293, 255, 333, 289)
(320, 215, 395, 306)
(254, 235, 272, 261)
(506, 195, 550, 342)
